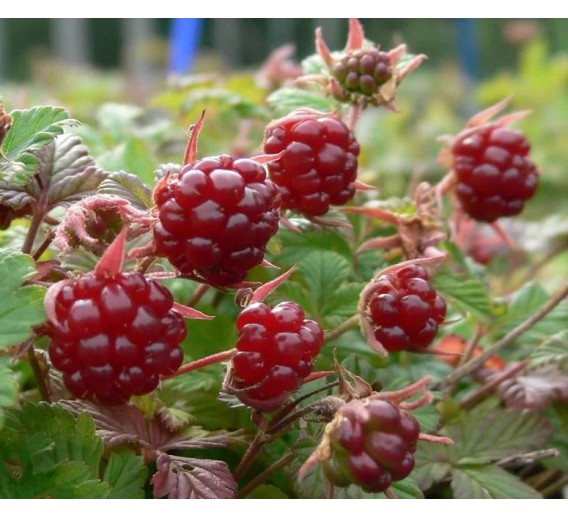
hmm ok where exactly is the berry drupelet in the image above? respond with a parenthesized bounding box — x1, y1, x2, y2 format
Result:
(365, 264, 446, 353)
(232, 301, 324, 412)
(263, 111, 360, 217)
(323, 398, 420, 493)
(154, 155, 281, 286)
(47, 272, 186, 405)
(453, 125, 539, 222)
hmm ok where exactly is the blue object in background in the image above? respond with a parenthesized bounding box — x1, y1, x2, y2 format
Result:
(456, 19, 481, 80)
(169, 18, 203, 75)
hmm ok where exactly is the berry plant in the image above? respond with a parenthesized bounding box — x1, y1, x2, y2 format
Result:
(0, 19, 567, 499)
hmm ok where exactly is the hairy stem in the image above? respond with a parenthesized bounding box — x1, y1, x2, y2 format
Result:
(136, 256, 156, 274)
(324, 315, 360, 343)
(27, 347, 50, 402)
(32, 230, 55, 261)
(237, 450, 297, 498)
(162, 349, 236, 380)
(234, 432, 268, 482)
(437, 283, 568, 390)
(22, 207, 45, 255)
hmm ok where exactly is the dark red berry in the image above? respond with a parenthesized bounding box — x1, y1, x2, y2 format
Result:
(331, 47, 392, 104)
(324, 398, 420, 493)
(232, 301, 324, 411)
(153, 155, 281, 286)
(366, 265, 446, 352)
(47, 272, 186, 405)
(263, 112, 360, 217)
(452, 125, 539, 222)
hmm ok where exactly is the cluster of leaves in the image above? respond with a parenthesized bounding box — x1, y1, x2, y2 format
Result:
(0, 20, 567, 500)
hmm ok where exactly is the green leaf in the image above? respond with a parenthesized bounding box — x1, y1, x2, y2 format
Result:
(98, 171, 154, 210)
(103, 449, 147, 499)
(414, 442, 453, 491)
(527, 330, 568, 370)
(0, 250, 46, 349)
(297, 250, 351, 320)
(97, 136, 156, 185)
(0, 106, 76, 185)
(433, 273, 492, 320)
(449, 408, 553, 464)
(245, 484, 290, 499)
(451, 465, 541, 499)
(267, 87, 337, 114)
(0, 357, 18, 431)
(0, 402, 106, 498)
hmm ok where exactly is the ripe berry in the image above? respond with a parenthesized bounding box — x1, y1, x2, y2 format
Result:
(331, 48, 392, 104)
(47, 272, 186, 405)
(153, 155, 281, 286)
(365, 264, 446, 352)
(324, 398, 420, 493)
(452, 125, 539, 222)
(232, 301, 324, 411)
(263, 112, 360, 217)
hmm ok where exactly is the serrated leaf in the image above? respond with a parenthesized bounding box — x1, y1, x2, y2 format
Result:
(323, 282, 363, 328)
(0, 250, 46, 349)
(0, 357, 18, 430)
(0, 106, 76, 185)
(103, 449, 147, 499)
(267, 87, 337, 114)
(0, 402, 106, 498)
(433, 273, 492, 320)
(98, 171, 154, 210)
(297, 250, 351, 319)
(528, 330, 568, 370)
(152, 453, 237, 499)
(449, 408, 553, 464)
(451, 465, 541, 499)
(414, 441, 453, 491)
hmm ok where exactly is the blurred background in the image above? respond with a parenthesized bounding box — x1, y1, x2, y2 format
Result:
(1, 18, 567, 230)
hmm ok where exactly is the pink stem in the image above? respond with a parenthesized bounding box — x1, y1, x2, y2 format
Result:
(162, 349, 236, 380)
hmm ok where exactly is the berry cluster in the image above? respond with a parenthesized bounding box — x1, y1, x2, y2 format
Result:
(324, 398, 420, 493)
(331, 48, 392, 104)
(154, 155, 281, 286)
(232, 301, 324, 411)
(47, 272, 186, 405)
(453, 125, 539, 222)
(263, 112, 360, 217)
(365, 264, 446, 352)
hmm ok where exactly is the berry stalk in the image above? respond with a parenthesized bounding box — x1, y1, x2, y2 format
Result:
(162, 348, 237, 380)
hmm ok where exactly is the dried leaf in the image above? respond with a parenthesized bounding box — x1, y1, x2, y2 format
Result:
(152, 453, 237, 499)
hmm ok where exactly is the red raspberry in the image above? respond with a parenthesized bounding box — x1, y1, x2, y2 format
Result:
(365, 265, 446, 352)
(263, 112, 360, 217)
(452, 125, 539, 222)
(47, 272, 186, 405)
(232, 301, 324, 411)
(323, 398, 420, 493)
(331, 48, 392, 104)
(153, 155, 281, 286)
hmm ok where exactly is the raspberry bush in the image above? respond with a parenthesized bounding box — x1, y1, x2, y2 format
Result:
(0, 19, 567, 500)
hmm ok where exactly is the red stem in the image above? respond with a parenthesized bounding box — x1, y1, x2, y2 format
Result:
(162, 348, 236, 380)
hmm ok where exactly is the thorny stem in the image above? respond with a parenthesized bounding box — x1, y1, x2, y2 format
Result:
(324, 315, 360, 342)
(27, 346, 50, 402)
(459, 362, 526, 410)
(187, 284, 210, 307)
(437, 282, 568, 391)
(162, 349, 236, 380)
(237, 450, 297, 498)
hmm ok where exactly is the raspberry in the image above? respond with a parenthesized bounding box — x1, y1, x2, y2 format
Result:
(263, 112, 360, 217)
(324, 398, 420, 493)
(365, 264, 446, 352)
(153, 155, 281, 286)
(47, 272, 186, 405)
(331, 48, 392, 104)
(232, 301, 324, 411)
(452, 125, 539, 222)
